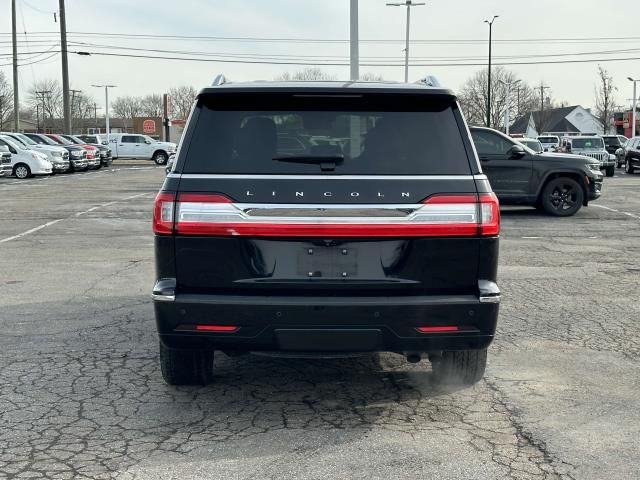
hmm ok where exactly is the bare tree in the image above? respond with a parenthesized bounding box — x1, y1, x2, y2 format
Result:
(0, 71, 13, 130)
(111, 96, 142, 130)
(360, 72, 385, 81)
(27, 78, 63, 129)
(168, 86, 198, 120)
(594, 65, 617, 134)
(458, 67, 523, 129)
(71, 92, 97, 132)
(140, 94, 163, 117)
(275, 68, 336, 81)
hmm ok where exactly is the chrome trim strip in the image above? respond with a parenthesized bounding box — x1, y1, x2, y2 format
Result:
(479, 295, 501, 304)
(169, 173, 482, 181)
(152, 293, 175, 302)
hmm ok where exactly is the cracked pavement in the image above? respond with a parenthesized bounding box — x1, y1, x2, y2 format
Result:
(1, 167, 639, 479)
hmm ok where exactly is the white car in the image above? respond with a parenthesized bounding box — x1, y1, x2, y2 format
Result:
(107, 133, 176, 165)
(0, 135, 52, 179)
(537, 135, 560, 152)
(0, 132, 70, 173)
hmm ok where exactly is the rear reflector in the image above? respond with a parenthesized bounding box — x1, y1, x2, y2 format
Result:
(195, 325, 239, 332)
(153, 192, 500, 238)
(416, 326, 460, 333)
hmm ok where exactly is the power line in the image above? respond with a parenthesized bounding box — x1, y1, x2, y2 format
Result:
(68, 49, 640, 67)
(3, 31, 640, 45)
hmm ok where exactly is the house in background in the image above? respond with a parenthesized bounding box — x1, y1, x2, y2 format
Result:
(510, 105, 604, 138)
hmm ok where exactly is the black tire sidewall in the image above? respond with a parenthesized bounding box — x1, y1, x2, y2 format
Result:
(14, 164, 31, 179)
(541, 177, 584, 217)
(153, 152, 168, 165)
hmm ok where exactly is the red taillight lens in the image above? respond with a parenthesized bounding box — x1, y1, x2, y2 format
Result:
(153, 192, 176, 234)
(170, 192, 500, 238)
(478, 193, 500, 236)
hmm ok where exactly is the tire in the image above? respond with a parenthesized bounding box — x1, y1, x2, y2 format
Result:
(431, 349, 487, 386)
(153, 151, 169, 165)
(159, 342, 214, 386)
(625, 159, 635, 174)
(13, 163, 31, 179)
(540, 177, 584, 217)
(605, 165, 615, 177)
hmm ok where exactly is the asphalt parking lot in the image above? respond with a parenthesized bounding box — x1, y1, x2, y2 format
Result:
(1, 167, 639, 480)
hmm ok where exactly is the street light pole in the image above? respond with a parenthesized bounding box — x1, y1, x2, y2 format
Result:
(386, 1, 425, 83)
(92, 84, 116, 144)
(499, 79, 520, 136)
(629, 77, 638, 138)
(484, 15, 499, 128)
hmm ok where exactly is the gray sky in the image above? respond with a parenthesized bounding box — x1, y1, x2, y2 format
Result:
(2, 0, 640, 113)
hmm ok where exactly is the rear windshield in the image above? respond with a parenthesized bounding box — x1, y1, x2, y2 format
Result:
(183, 93, 472, 175)
(538, 136, 558, 143)
(603, 137, 620, 147)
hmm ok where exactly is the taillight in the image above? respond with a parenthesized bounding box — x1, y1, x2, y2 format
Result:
(169, 192, 500, 238)
(478, 193, 500, 236)
(153, 192, 175, 234)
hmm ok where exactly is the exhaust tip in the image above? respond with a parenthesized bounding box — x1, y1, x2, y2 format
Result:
(406, 353, 422, 364)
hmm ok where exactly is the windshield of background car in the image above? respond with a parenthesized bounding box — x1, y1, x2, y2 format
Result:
(16, 134, 38, 145)
(537, 136, 558, 144)
(184, 93, 472, 175)
(572, 138, 604, 149)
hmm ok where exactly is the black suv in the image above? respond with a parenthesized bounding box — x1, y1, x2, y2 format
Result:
(153, 80, 500, 386)
(470, 127, 603, 216)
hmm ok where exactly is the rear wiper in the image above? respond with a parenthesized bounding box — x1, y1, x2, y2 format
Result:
(273, 155, 344, 171)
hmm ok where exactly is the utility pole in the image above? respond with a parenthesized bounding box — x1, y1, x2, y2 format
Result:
(484, 16, 499, 128)
(386, 1, 425, 83)
(0, 95, 4, 130)
(539, 82, 550, 134)
(36, 104, 40, 132)
(12, 0, 20, 131)
(70, 89, 81, 132)
(350, 0, 359, 81)
(59, 0, 71, 133)
(35, 90, 51, 133)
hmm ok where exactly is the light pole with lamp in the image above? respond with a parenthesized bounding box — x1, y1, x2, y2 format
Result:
(386, 1, 426, 83)
(485, 15, 499, 128)
(92, 84, 117, 145)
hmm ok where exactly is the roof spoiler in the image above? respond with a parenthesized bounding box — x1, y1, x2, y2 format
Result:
(415, 76, 442, 87)
(211, 74, 228, 87)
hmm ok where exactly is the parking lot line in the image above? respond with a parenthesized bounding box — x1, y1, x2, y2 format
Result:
(1, 192, 153, 244)
(592, 204, 640, 219)
(0, 219, 63, 244)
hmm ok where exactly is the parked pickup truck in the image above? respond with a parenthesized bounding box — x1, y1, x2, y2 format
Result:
(107, 134, 176, 165)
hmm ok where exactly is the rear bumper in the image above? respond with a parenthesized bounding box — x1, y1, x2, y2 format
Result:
(154, 291, 499, 353)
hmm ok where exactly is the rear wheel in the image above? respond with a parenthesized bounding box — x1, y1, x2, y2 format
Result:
(540, 177, 584, 217)
(14, 163, 31, 179)
(431, 349, 487, 386)
(159, 342, 214, 386)
(153, 151, 168, 165)
(626, 159, 635, 174)
(605, 165, 615, 177)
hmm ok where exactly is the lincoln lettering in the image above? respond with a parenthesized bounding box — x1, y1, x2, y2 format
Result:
(244, 190, 411, 199)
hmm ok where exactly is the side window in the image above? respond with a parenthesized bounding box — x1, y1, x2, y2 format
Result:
(135, 136, 146, 143)
(471, 131, 513, 155)
(121, 136, 134, 143)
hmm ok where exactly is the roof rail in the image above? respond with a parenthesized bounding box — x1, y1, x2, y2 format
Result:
(211, 74, 228, 87)
(415, 75, 442, 87)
